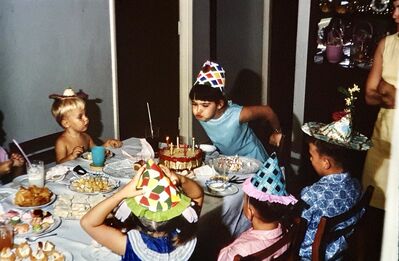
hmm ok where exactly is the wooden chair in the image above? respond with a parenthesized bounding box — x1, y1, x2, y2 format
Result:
(9, 132, 62, 166)
(311, 185, 374, 261)
(234, 216, 307, 261)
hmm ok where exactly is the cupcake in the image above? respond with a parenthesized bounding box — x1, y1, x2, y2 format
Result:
(15, 241, 31, 259)
(30, 249, 48, 261)
(14, 223, 29, 234)
(0, 247, 15, 261)
(41, 241, 55, 255)
(46, 250, 65, 261)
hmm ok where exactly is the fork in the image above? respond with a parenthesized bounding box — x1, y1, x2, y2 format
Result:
(25, 233, 57, 242)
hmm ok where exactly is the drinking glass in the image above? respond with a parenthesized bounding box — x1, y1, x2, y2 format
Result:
(0, 223, 13, 251)
(145, 126, 160, 156)
(91, 146, 105, 166)
(27, 160, 45, 187)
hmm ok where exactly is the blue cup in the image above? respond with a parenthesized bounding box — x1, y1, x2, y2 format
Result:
(91, 146, 105, 166)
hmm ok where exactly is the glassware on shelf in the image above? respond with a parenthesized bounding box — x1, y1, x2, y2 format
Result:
(351, 21, 373, 65)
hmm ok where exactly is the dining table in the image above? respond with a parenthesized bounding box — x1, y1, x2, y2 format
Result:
(0, 137, 256, 260)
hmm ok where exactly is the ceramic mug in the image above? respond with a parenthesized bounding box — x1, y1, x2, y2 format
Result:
(91, 146, 105, 166)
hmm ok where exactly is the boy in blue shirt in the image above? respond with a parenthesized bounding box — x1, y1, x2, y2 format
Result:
(299, 84, 372, 260)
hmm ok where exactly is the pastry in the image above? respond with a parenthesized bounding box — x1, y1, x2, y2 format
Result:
(15, 242, 31, 259)
(46, 250, 65, 261)
(0, 247, 15, 261)
(14, 223, 29, 234)
(42, 241, 55, 255)
(31, 249, 48, 261)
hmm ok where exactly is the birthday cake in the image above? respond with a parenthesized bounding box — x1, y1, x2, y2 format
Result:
(159, 146, 203, 171)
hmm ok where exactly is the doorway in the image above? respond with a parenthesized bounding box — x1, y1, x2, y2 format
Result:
(115, 0, 180, 141)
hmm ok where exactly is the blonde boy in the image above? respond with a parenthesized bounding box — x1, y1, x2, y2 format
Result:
(50, 88, 122, 163)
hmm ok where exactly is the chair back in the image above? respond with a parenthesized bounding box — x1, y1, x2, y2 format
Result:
(9, 132, 62, 166)
(234, 216, 307, 261)
(311, 185, 374, 261)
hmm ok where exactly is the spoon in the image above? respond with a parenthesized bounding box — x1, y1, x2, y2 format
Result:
(25, 233, 57, 242)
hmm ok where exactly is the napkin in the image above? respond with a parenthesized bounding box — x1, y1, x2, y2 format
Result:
(46, 165, 69, 181)
(136, 139, 154, 159)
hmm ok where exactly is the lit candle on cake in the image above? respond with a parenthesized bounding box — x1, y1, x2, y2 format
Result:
(166, 136, 170, 145)
(192, 137, 195, 152)
(176, 136, 180, 148)
(170, 142, 174, 155)
(184, 144, 187, 156)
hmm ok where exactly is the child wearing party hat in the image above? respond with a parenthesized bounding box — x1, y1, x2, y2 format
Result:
(189, 61, 282, 162)
(299, 84, 371, 260)
(49, 88, 122, 163)
(80, 159, 204, 261)
(217, 153, 298, 260)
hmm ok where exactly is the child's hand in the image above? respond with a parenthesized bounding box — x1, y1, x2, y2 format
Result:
(269, 132, 283, 147)
(10, 153, 25, 167)
(159, 164, 180, 186)
(117, 166, 145, 198)
(0, 160, 14, 175)
(71, 146, 84, 159)
(104, 139, 123, 148)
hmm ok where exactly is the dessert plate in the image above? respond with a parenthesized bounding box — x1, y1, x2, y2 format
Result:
(210, 156, 261, 175)
(103, 159, 137, 179)
(204, 184, 239, 197)
(16, 216, 61, 238)
(12, 239, 73, 261)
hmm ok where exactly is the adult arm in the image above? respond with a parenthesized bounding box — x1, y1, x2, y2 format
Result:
(365, 38, 396, 108)
(239, 105, 283, 146)
(80, 171, 144, 255)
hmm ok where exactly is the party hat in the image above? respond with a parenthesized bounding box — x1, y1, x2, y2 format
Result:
(194, 61, 225, 90)
(243, 153, 297, 205)
(302, 84, 371, 151)
(125, 159, 191, 222)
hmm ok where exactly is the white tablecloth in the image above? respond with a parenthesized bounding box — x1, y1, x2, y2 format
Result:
(1, 137, 251, 260)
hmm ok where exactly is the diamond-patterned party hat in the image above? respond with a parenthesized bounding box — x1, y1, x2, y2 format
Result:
(242, 153, 297, 205)
(125, 159, 191, 222)
(194, 61, 225, 90)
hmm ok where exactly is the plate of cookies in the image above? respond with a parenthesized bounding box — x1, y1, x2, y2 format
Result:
(69, 174, 120, 194)
(1, 240, 73, 261)
(0, 209, 61, 237)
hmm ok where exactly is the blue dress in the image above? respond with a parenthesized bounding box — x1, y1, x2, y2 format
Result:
(299, 173, 361, 260)
(199, 102, 268, 162)
(122, 230, 196, 261)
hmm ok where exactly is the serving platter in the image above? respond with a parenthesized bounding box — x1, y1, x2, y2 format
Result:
(68, 174, 120, 194)
(209, 156, 261, 175)
(12, 238, 73, 261)
(12, 194, 57, 210)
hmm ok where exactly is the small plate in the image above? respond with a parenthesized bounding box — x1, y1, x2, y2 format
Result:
(13, 214, 62, 238)
(69, 174, 120, 194)
(103, 159, 136, 179)
(204, 184, 239, 197)
(12, 194, 57, 210)
(0, 188, 17, 201)
(80, 150, 115, 161)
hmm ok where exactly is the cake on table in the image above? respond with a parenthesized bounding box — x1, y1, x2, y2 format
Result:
(159, 145, 203, 172)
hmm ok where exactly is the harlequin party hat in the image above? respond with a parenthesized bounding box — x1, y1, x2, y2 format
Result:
(242, 153, 297, 205)
(125, 159, 192, 222)
(301, 84, 371, 151)
(194, 61, 225, 91)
